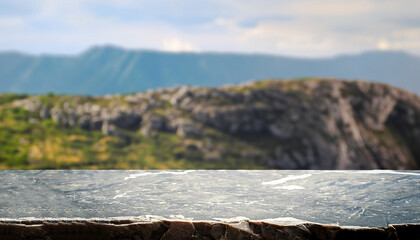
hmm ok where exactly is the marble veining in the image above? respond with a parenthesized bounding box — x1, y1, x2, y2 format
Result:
(0, 170, 419, 227)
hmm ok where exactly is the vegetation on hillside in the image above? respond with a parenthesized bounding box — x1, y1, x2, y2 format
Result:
(0, 93, 266, 169)
(1, 78, 419, 170)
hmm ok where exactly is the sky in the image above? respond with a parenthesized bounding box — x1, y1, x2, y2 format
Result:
(1, 0, 420, 57)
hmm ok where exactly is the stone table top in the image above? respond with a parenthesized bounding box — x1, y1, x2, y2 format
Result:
(0, 170, 418, 227)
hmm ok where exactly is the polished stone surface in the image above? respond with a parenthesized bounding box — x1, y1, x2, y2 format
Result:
(0, 170, 418, 227)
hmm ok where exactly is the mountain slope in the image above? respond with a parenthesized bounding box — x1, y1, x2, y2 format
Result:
(0, 46, 419, 95)
(1, 78, 419, 169)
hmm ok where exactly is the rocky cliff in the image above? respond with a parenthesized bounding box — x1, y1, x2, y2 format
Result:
(4, 78, 420, 169)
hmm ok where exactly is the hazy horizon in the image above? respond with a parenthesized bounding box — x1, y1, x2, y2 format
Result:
(2, 43, 420, 59)
(1, 0, 420, 58)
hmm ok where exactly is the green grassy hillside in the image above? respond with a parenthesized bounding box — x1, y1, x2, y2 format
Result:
(0, 93, 265, 169)
(1, 78, 419, 169)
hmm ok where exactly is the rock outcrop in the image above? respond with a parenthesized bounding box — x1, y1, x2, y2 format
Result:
(11, 78, 420, 169)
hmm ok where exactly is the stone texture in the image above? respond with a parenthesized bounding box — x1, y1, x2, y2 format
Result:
(0, 170, 418, 239)
(0, 219, 418, 240)
(0, 170, 418, 226)
(11, 79, 420, 169)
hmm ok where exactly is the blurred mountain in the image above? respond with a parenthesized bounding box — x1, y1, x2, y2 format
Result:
(0, 46, 419, 95)
(1, 78, 419, 169)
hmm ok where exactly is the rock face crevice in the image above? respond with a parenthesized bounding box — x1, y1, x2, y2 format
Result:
(0, 219, 418, 240)
(11, 78, 420, 169)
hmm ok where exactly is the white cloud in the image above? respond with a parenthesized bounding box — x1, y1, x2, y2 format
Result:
(162, 38, 199, 52)
(0, 17, 26, 28)
(377, 39, 390, 51)
(287, 0, 372, 17)
(0, 0, 420, 57)
(213, 17, 237, 29)
(374, 29, 420, 51)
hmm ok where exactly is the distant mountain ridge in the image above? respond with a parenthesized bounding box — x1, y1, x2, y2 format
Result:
(0, 46, 419, 95)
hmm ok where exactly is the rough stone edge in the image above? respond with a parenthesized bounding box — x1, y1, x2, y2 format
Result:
(0, 218, 418, 240)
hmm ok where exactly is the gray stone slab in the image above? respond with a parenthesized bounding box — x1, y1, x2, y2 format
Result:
(0, 170, 419, 227)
